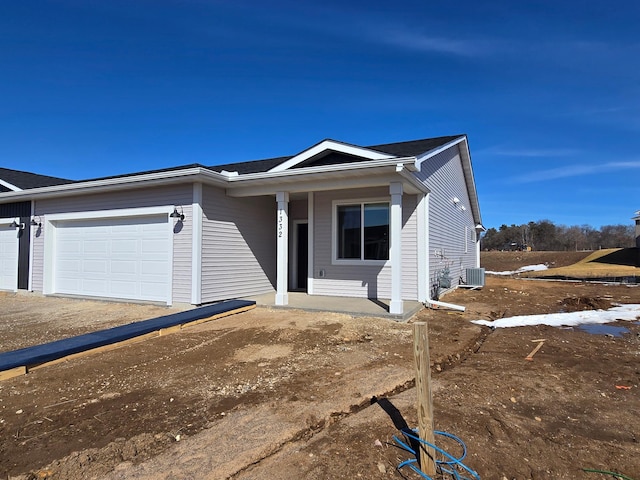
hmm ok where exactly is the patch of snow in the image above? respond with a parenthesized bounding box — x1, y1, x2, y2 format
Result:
(472, 304, 640, 329)
(486, 264, 548, 276)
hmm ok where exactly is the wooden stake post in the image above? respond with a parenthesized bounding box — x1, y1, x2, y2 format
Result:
(413, 322, 436, 476)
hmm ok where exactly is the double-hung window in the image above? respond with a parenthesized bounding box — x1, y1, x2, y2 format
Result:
(335, 201, 389, 262)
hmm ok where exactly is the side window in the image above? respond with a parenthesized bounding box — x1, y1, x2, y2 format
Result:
(336, 201, 389, 261)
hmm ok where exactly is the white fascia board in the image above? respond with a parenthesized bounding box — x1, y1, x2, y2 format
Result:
(269, 140, 396, 173)
(0, 179, 22, 191)
(0, 167, 228, 202)
(457, 138, 483, 227)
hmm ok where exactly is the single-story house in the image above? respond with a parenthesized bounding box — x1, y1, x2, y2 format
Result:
(0, 134, 483, 315)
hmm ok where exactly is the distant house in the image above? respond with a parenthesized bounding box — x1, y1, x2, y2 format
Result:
(0, 135, 483, 315)
(634, 210, 640, 248)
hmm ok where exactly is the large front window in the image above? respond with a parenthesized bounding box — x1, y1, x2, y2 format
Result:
(337, 202, 389, 261)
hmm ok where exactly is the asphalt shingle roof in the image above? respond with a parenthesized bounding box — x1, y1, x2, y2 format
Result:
(208, 135, 465, 174)
(0, 168, 73, 190)
(0, 135, 466, 191)
(367, 135, 462, 157)
(208, 156, 292, 175)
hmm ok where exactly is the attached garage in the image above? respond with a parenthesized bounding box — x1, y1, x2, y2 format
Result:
(44, 209, 174, 304)
(0, 220, 19, 291)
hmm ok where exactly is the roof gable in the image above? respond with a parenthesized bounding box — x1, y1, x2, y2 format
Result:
(268, 140, 395, 173)
(290, 151, 383, 169)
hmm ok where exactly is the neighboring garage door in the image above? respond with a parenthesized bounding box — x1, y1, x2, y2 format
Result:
(0, 225, 19, 291)
(53, 215, 171, 302)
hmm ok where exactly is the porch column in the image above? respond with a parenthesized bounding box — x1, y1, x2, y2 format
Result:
(275, 191, 289, 305)
(389, 182, 403, 315)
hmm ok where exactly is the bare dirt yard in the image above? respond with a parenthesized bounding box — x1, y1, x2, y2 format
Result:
(1, 251, 640, 479)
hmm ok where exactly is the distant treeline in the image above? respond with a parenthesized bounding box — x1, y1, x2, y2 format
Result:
(481, 220, 636, 251)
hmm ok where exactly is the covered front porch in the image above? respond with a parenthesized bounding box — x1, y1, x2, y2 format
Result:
(223, 140, 433, 316)
(246, 291, 424, 321)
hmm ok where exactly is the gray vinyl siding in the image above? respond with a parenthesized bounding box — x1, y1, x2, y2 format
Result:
(32, 184, 193, 303)
(312, 187, 418, 300)
(416, 146, 478, 292)
(289, 198, 308, 221)
(200, 186, 276, 302)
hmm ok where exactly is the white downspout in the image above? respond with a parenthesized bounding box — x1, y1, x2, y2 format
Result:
(424, 192, 466, 312)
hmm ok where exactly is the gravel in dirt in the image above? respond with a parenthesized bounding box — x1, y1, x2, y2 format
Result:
(1, 252, 639, 479)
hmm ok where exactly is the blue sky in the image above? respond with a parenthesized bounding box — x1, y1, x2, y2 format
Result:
(1, 1, 638, 229)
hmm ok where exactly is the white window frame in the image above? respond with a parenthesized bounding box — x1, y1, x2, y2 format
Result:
(331, 197, 390, 266)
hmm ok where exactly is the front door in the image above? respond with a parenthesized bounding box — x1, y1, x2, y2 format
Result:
(296, 222, 308, 290)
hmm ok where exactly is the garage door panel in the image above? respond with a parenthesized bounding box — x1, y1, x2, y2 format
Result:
(0, 228, 18, 291)
(57, 239, 83, 255)
(110, 280, 138, 296)
(140, 282, 167, 297)
(110, 260, 138, 275)
(111, 239, 139, 254)
(83, 260, 109, 274)
(83, 240, 109, 255)
(53, 215, 171, 302)
(142, 239, 168, 254)
(57, 277, 82, 291)
(141, 260, 167, 275)
(82, 278, 109, 296)
(56, 259, 82, 274)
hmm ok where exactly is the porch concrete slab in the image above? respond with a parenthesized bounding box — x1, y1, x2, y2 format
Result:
(244, 292, 423, 321)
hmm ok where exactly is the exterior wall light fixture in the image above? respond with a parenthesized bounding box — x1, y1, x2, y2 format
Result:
(170, 206, 185, 221)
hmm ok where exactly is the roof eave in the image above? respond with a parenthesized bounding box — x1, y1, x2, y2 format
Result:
(0, 167, 229, 202)
(226, 158, 424, 197)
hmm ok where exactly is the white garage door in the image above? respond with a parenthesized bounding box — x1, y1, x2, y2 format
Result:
(53, 215, 171, 302)
(0, 226, 19, 291)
